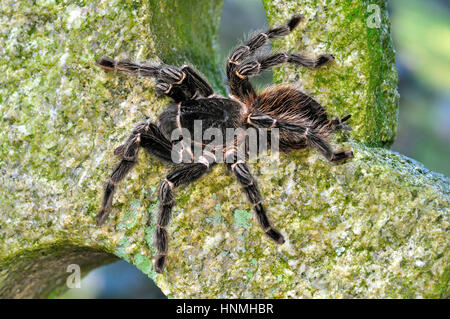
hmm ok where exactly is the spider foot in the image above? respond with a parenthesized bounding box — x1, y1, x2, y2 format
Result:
(287, 14, 303, 30)
(317, 54, 335, 67)
(266, 228, 285, 244)
(96, 57, 116, 70)
(155, 254, 166, 273)
(331, 150, 354, 162)
(96, 209, 110, 226)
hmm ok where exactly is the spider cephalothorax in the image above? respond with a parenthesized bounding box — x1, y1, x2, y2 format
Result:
(96, 14, 353, 273)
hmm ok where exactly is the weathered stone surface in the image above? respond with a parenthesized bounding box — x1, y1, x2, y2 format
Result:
(0, 0, 448, 299)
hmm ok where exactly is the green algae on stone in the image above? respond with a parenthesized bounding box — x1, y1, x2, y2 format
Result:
(262, 0, 399, 147)
(148, 0, 225, 94)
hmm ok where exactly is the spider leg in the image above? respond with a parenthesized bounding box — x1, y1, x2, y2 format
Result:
(97, 58, 214, 102)
(236, 52, 335, 78)
(228, 14, 302, 65)
(226, 14, 302, 102)
(304, 128, 353, 162)
(155, 161, 213, 273)
(97, 122, 173, 226)
(247, 113, 353, 161)
(226, 150, 285, 244)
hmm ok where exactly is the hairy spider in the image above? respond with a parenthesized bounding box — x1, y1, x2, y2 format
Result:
(96, 14, 353, 273)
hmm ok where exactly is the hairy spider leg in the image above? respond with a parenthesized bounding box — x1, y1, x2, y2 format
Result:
(97, 57, 214, 102)
(247, 113, 353, 161)
(236, 52, 335, 79)
(97, 122, 173, 226)
(155, 161, 214, 273)
(225, 150, 285, 244)
(226, 14, 303, 103)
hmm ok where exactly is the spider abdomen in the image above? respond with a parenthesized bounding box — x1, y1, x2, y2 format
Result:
(255, 85, 330, 131)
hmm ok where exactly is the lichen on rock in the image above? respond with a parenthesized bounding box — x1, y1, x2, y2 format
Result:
(0, 0, 448, 299)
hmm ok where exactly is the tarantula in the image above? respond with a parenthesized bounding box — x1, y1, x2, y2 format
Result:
(96, 14, 353, 273)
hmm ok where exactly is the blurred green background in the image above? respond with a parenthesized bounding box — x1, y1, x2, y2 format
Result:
(62, 0, 450, 298)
